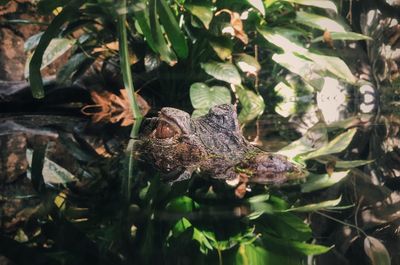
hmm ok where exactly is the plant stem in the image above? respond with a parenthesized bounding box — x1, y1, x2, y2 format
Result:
(117, 0, 143, 137)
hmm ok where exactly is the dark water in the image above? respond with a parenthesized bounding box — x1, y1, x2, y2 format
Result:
(0, 85, 399, 265)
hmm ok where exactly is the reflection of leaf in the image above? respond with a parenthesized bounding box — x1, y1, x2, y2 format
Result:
(301, 171, 350, 192)
(190, 82, 232, 110)
(235, 244, 269, 264)
(364, 236, 391, 265)
(25, 38, 74, 78)
(278, 123, 328, 159)
(301, 128, 357, 160)
(216, 9, 248, 44)
(26, 149, 76, 185)
(201, 62, 241, 84)
(284, 196, 342, 212)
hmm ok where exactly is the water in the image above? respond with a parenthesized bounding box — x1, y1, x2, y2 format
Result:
(0, 85, 399, 265)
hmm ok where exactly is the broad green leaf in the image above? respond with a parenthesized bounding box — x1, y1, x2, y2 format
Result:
(364, 236, 391, 265)
(193, 228, 214, 254)
(262, 234, 332, 255)
(25, 38, 75, 78)
(209, 36, 233, 60)
(274, 82, 297, 117)
(235, 244, 269, 264)
(284, 0, 337, 13)
(307, 53, 356, 84)
(149, 0, 178, 65)
(233, 53, 261, 76)
(158, 0, 188, 58)
(190, 82, 232, 110)
(272, 52, 322, 84)
(171, 217, 192, 237)
(257, 27, 308, 53)
(29, 0, 81, 99)
(27, 149, 76, 185)
(56, 53, 89, 85)
(185, 3, 213, 29)
(235, 85, 265, 123)
(295, 11, 346, 32)
(246, 0, 265, 16)
(312, 32, 372, 42)
(284, 196, 342, 212)
(166, 196, 198, 213)
(201, 62, 241, 85)
(192, 108, 210, 118)
(301, 128, 357, 160)
(301, 171, 350, 192)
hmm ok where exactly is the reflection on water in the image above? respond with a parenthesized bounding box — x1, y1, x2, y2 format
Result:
(0, 83, 399, 264)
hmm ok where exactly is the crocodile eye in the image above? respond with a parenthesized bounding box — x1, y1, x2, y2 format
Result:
(155, 121, 177, 139)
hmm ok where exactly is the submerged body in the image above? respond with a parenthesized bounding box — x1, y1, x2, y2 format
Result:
(140, 104, 305, 184)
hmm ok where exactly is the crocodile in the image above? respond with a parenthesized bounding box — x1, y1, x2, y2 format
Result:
(140, 104, 306, 188)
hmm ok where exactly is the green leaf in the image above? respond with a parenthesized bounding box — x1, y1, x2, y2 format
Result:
(246, 0, 266, 16)
(149, 0, 178, 65)
(158, 0, 188, 58)
(190, 82, 232, 110)
(56, 53, 89, 85)
(27, 149, 77, 185)
(284, 0, 337, 13)
(235, 244, 269, 265)
(132, 2, 157, 52)
(301, 171, 350, 193)
(192, 108, 210, 118)
(301, 128, 357, 160)
(312, 31, 372, 42)
(284, 196, 342, 212)
(364, 236, 391, 265)
(193, 228, 214, 254)
(278, 123, 328, 160)
(201, 62, 242, 85)
(257, 27, 307, 53)
(262, 234, 332, 255)
(185, 3, 213, 29)
(171, 217, 192, 237)
(25, 38, 75, 78)
(29, 0, 81, 99)
(295, 11, 346, 32)
(306, 53, 356, 84)
(209, 36, 233, 60)
(233, 53, 261, 75)
(166, 196, 197, 213)
(316, 158, 373, 168)
(235, 85, 265, 123)
(274, 82, 296, 117)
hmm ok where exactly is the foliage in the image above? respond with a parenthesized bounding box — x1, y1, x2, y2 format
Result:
(13, 0, 391, 264)
(28, 0, 364, 122)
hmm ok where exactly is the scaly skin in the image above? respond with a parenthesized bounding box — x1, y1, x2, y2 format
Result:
(140, 104, 305, 184)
